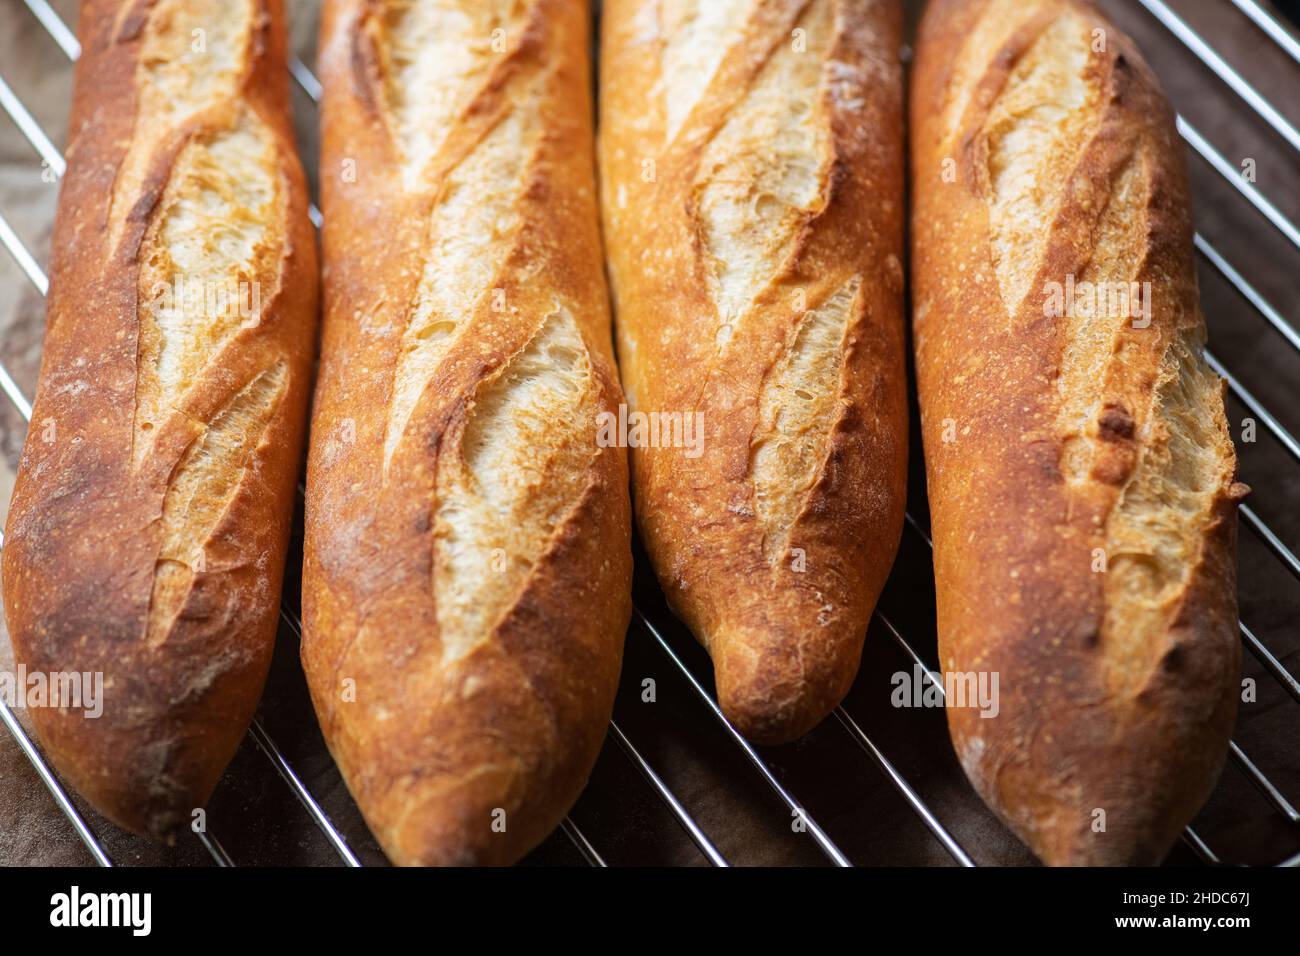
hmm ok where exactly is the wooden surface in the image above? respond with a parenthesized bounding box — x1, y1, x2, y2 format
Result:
(0, 0, 1297, 867)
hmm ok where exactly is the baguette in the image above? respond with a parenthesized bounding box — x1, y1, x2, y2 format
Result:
(598, 0, 909, 744)
(302, 0, 632, 866)
(911, 0, 1245, 865)
(1, 0, 317, 839)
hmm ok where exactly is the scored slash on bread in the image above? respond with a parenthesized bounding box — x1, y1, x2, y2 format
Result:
(911, 0, 1244, 865)
(1, 0, 318, 839)
(302, 0, 632, 866)
(598, 0, 910, 744)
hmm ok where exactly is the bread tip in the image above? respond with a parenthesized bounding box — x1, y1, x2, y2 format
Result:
(713, 625, 853, 746)
(94, 791, 201, 847)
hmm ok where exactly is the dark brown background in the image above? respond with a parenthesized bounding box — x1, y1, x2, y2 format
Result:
(0, 0, 1296, 866)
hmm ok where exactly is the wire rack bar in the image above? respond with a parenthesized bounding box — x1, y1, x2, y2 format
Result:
(633, 607, 853, 867)
(1181, 827, 1220, 865)
(0, 358, 33, 423)
(195, 829, 235, 867)
(20, 0, 80, 60)
(1204, 348, 1300, 463)
(876, 612, 937, 681)
(1239, 621, 1300, 704)
(246, 717, 361, 867)
(1230, 0, 1300, 68)
(1229, 743, 1299, 821)
(0, 206, 48, 295)
(289, 55, 323, 103)
(0, 75, 64, 177)
(0, 694, 111, 866)
(904, 510, 933, 548)
(1240, 503, 1300, 583)
(1138, 0, 1300, 153)
(559, 818, 606, 867)
(608, 719, 730, 866)
(1195, 233, 1300, 355)
(832, 704, 976, 867)
(821, 610, 977, 866)
(1178, 115, 1300, 253)
(1230, 741, 1300, 823)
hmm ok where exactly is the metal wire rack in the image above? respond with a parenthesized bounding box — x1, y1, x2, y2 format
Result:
(0, 0, 1297, 867)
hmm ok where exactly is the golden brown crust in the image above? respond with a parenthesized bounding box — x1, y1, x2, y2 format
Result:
(598, 0, 909, 744)
(303, 0, 632, 866)
(0, 0, 317, 840)
(911, 0, 1242, 865)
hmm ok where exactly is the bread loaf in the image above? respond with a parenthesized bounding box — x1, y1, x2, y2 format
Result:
(911, 0, 1245, 865)
(1, 0, 318, 839)
(302, 0, 632, 866)
(598, 0, 909, 744)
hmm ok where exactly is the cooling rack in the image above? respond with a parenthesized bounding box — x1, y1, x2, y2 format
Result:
(0, 0, 1297, 867)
